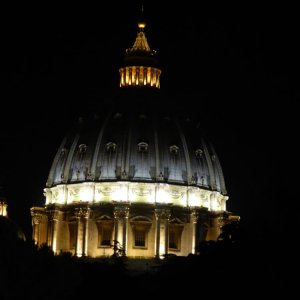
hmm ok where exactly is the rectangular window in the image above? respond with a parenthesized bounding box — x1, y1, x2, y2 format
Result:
(69, 223, 77, 249)
(169, 231, 178, 249)
(101, 228, 112, 246)
(97, 221, 113, 248)
(135, 229, 146, 247)
(169, 225, 183, 251)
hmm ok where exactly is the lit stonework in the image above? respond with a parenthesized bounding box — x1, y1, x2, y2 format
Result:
(0, 200, 8, 217)
(31, 20, 238, 258)
(119, 22, 161, 88)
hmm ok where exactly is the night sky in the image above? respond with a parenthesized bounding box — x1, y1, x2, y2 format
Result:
(2, 3, 297, 241)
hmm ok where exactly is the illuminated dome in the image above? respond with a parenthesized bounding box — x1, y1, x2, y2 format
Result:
(46, 112, 226, 195)
(31, 21, 236, 259)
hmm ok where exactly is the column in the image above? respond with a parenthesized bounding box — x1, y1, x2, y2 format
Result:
(75, 209, 81, 257)
(191, 210, 198, 254)
(47, 210, 59, 253)
(163, 209, 171, 257)
(122, 208, 129, 255)
(32, 214, 42, 245)
(154, 208, 161, 259)
(82, 208, 91, 257)
(47, 218, 53, 248)
(113, 210, 119, 256)
(164, 213, 170, 256)
(113, 204, 130, 256)
(155, 207, 171, 258)
(75, 207, 90, 257)
(31, 211, 42, 245)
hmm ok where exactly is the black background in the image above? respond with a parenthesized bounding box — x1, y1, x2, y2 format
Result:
(1, 2, 298, 242)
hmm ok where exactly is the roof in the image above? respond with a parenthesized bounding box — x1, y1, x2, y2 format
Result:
(46, 110, 226, 195)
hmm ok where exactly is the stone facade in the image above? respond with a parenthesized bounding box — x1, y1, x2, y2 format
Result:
(31, 200, 225, 258)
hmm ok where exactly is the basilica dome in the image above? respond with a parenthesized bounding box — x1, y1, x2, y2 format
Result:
(31, 20, 234, 259)
(46, 110, 226, 196)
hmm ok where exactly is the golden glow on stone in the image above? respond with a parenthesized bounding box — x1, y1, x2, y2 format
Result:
(79, 187, 93, 202)
(188, 189, 200, 207)
(45, 182, 227, 212)
(119, 66, 161, 89)
(156, 185, 170, 204)
(0, 201, 8, 217)
(112, 183, 128, 201)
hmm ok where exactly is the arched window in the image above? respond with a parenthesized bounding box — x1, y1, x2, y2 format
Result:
(195, 148, 203, 158)
(105, 142, 117, 153)
(169, 145, 179, 155)
(79, 144, 87, 154)
(137, 142, 149, 153)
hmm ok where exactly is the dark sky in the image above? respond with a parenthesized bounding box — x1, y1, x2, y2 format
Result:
(2, 3, 298, 240)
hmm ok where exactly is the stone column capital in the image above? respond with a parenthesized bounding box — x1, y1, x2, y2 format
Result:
(75, 207, 91, 219)
(155, 207, 171, 220)
(113, 204, 130, 219)
(32, 214, 43, 225)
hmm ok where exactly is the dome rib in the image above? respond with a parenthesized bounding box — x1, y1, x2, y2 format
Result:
(63, 134, 80, 183)
(211, 145, 227, 195)
(47, 138, 67, 187)
(202, 138, 216, 190)
(90, 113, 112, 180)
(124, 127, 132, 179)
(174, 117, 192, 184)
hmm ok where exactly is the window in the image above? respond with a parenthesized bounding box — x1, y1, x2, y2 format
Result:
(169, 230, 178, 249)
(101, 227, 112, 246)
(190, 174, 197, 185)
(169, 145, 179, 155)
(137, 142, 148, 153)
(79, 144, 87, 154)
(68, 222, 77, 250)
(97, 220, 113, 247)
(105, 142, 116, 153)
(61, 148, 67, 155)
(195, 148, 203, 158)
(168, 224, 184, 251)
(135, 229, 146, 247)
(130, 217, 152, 249)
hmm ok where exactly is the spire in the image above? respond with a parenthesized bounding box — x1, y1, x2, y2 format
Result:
(119, 21, 162, 89)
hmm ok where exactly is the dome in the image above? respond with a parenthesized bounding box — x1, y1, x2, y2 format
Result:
(31, 20, 236, 259)
(46, 111, 227, 196)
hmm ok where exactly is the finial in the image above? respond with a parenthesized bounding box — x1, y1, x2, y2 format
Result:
(138, 4, 146, 30)
(138, 22, 146, 30)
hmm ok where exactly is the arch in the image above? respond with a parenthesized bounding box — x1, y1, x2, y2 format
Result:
(130, 215, 152, 223)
